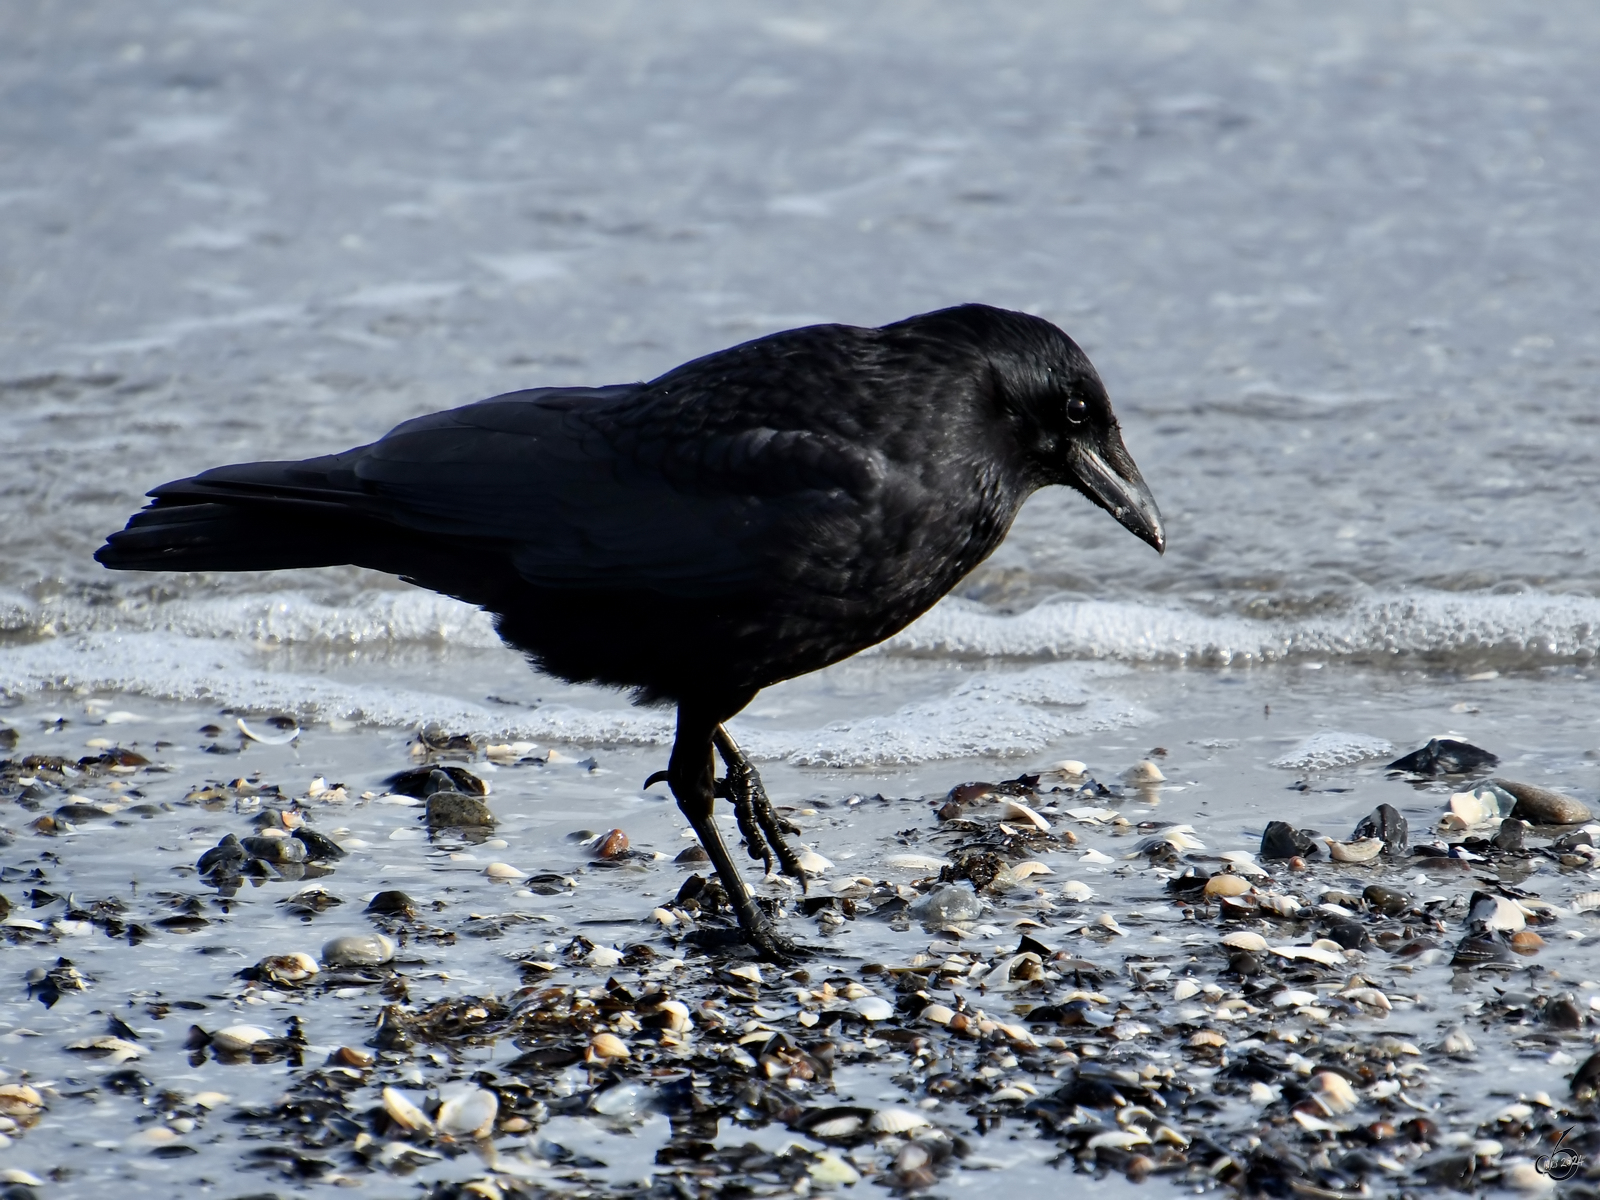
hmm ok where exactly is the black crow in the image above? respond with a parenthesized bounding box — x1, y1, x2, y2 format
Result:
(97, 303, 1163, 960)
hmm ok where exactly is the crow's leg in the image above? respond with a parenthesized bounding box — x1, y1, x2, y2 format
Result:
(667, 704, 807, 964)
(712, 725, 806, 890)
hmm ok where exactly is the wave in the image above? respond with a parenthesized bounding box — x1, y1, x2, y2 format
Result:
(6, 587, 1600, 667)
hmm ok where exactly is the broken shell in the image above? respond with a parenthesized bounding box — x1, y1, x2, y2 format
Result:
(211, 1025, 274, 1053)
(256, 952, 320, 985)
(382, 1086, 435, 1134)
(1324, 837, 1384, 863)
(1221, 931, 1269, 953)
(1204, 875, 1251, 898)
(885, 853, 950, 871)
(322, 933, 395, 967)
(237, 717, 300, 745)
(999, 799, 1051, 831)
(436, 1088, 498, 1139)
(589, 1032, 631, 1060)
(868, 1106, 931, 1133)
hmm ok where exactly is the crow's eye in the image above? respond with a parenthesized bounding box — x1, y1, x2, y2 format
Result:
(1066, 397, 1088, 424)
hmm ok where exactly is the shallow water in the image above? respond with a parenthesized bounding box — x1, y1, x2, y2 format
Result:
(3, 1, 1600, 1196)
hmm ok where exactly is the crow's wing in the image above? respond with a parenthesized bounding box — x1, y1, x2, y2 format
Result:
(168, 385, 890, 598)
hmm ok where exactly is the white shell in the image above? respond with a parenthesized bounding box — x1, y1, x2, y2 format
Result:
(1221, 931, 1269, 953)
(436, 1088, 498, 1139)
(854, 996, 893, 1021)
(382, 1086, 435, 1133)
(999, 800, 1051, 831)
(236, 717, 299, 745)
(1088, 1129, 1151, 1149)
(885, 853, 950, 871)
(1122, 760, 1166, 784)
(868, 1106, 931, 1133)
(810, 1115, 864, 1139)
(1312, 1072, 1358, 1115)
(211, 1025, 274, 1052)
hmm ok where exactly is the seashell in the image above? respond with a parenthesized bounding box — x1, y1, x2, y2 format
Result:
(1341, 987, 1392, 1011)
(854, 996, 893, 1021)
(322, 933, 395, 967)
(1060, 880, 1093, 902)
(485, 862, 525, 880)
(1573, 892, 1600, 913)
(256, 952, 320, 985)
(236, 717, 300, 745)
(1173, 979, 1201, 1002)
(1324, 837, 1384, 863)
(868, 1106, 931, 1133)
(919, 1003, 955, 1025)
(808, 1153, 861, 1185)
(797, 847, 833, 874)
(1123, 760, 1165, 784)
(1312, 1072, 1358, 1115)
(1204, 874, 1251, 898)
(885, 853, 950, 871)
(1258, 894, 1302, 918)
(809, 1115, 864, 1139)
(1221, 931, 1268, 953)
(1089, 1129, 1150, 1150)
(210, 1025, 274, 1053)
(999, 799, 1051, 831)
(382, 1086, 435, 1133)
(589, 1032, 631, 1060)
(436, 1088, 498, 1139)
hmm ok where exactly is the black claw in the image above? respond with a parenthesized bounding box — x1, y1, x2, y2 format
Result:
(643, 770, 671, 790)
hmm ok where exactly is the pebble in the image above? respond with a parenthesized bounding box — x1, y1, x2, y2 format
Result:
(321, 933, 395, 967)
(425, 790, 496, 828)
(1493, 778, 1592, 825)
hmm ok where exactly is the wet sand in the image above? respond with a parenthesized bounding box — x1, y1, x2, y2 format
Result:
(2, 666, 1598, 1198)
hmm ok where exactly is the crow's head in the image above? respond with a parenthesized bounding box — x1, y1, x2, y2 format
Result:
(916, 304, 1165, 554)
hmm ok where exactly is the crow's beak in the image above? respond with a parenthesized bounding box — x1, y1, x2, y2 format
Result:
(1069, 435, 1165, 554)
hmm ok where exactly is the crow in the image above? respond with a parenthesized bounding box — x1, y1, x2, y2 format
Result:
(97, 303, 1163, 960)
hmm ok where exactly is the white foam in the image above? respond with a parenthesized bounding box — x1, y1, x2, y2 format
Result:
(1270, 731, 1394, 771)
(0, 633, 1147, 767)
